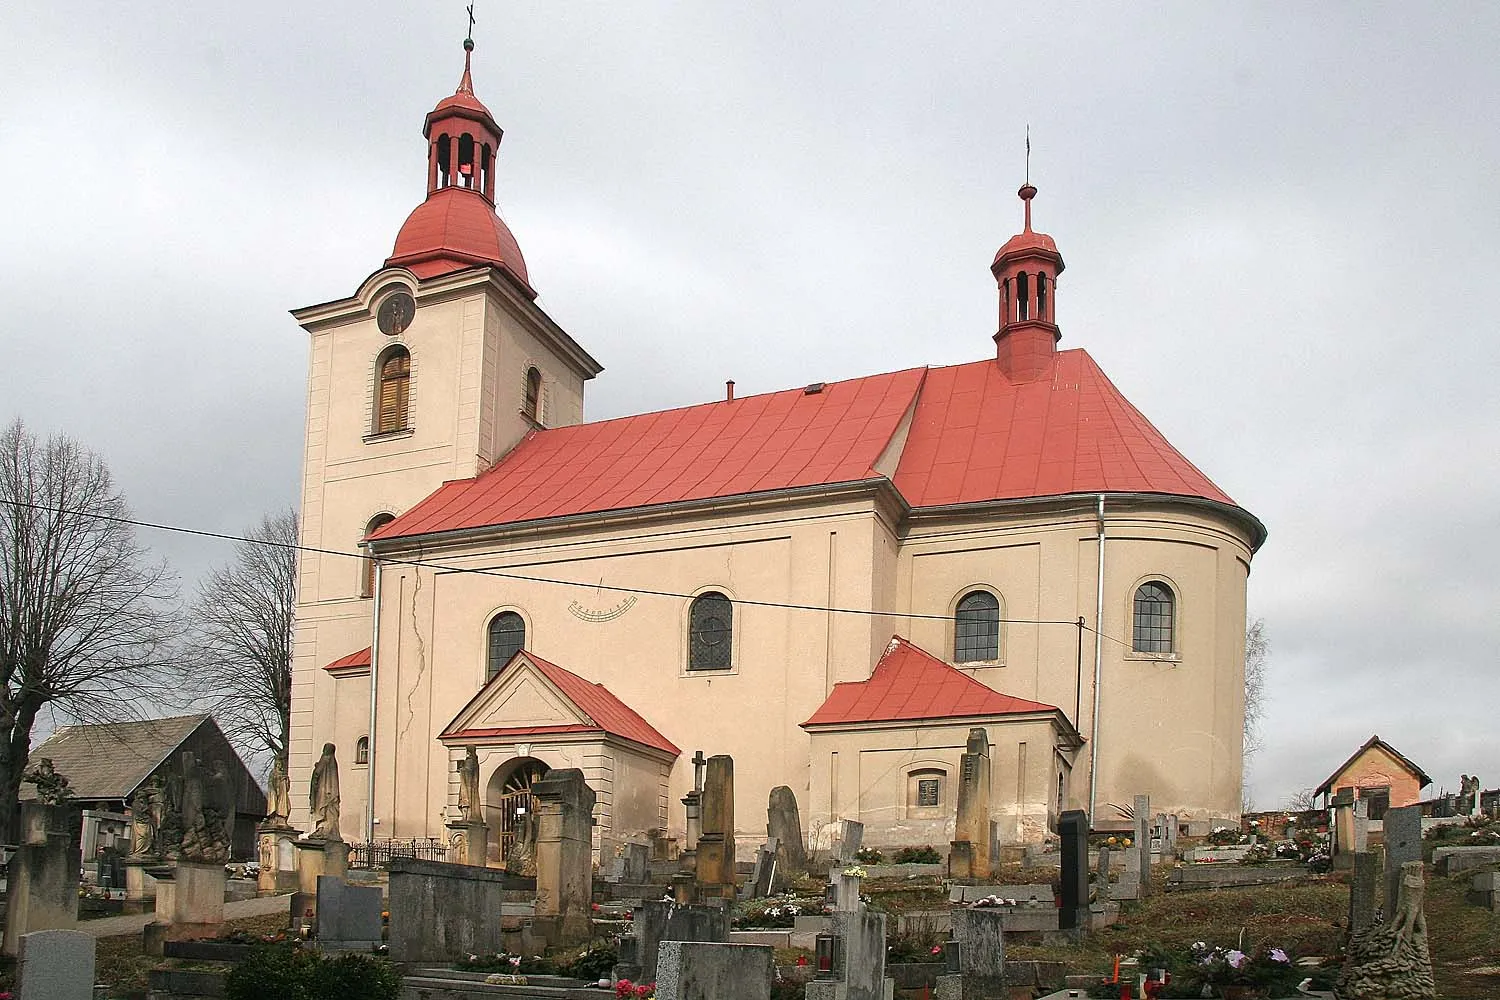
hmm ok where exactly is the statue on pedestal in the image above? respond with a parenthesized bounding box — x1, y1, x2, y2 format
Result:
(179, 752, 234, 863)
(310, 743, 341, 841)
(457, 748, 481, 823)
(266, 755, 292, 827)
(128, 778, 165, 858)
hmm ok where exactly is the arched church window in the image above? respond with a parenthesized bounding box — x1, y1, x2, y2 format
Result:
(954, 590, 1000, 663)
(355, 736, 370, 765)
(1017, 272, 1031, 321)
(523, 367, 542, 422)
(487, 611, 526, 680)
(688, 592, 732, 670)
(376, 347, 411, 434)
(436, 134, 452, 189)
(1132, 581, 1175, 653)
(458, 133, 475, 188)
(1037, 272, 1049, 320)
(361, 513, 395, 597)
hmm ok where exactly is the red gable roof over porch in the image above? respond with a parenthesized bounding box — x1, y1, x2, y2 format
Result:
(441, 651, 680, 757)
(803, 636, 1061, 728)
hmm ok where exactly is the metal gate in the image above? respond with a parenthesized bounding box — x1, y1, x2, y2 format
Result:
(489, 760, 548, 861)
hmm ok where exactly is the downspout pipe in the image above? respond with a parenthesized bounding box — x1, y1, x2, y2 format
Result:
(1087, 494, 1106, 819)
(365, 552, 382, 843)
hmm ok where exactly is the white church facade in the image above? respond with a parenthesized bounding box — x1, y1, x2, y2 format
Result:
(287, 41, 1265, 860)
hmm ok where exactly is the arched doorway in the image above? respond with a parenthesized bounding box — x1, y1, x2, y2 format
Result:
(484, 757, 549, 864)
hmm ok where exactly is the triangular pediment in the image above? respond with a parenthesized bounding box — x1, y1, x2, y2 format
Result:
(442, 652, 593, 737)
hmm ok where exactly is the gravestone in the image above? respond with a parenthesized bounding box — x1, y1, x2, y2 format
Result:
(834, 872, 863, 912)
(1349, 852, 1379, 934)
(1166, 814, 1179, 855)
(1331, 788, 1356, 866)
(950, 729, 992, 879)
(1058, 809, 1089, 930)
(615, 900, 730, 984)
(767, 786, 807, 886)
(1152, 813, 1167, 856)
(530, 768, 595, 947)
(656, 941, 773, 1000)
(316, 875, 384, 951)
(2, 803, 81, 957)
(806, 909, 892, 1000)
(837, 819, 864, 862)
(695, 755, 737, 898)
(935, 907, 1006, 999)
(387, 857, 525, 962)
(1351, 796, 1370, 854)
(749, 839, 778, 899)
(1095, 847, 1113, 903)
(1383, 804, 1423, 916)
(1133, 794, 1151, 898)
(623, 842, 650, 884)
(17, 929, 96, 1000)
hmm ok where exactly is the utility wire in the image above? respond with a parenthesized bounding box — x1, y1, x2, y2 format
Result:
(3, 497, 1134, 646)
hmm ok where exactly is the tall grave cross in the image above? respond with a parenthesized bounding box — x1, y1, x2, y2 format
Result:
(691, 750, 707, 793)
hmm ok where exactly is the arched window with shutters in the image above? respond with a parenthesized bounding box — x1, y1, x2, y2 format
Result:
(375, 346, 411, 434)
(954, 590, 1001, 663)
(361, 513, 395, 597)
(688, 591, 733, 670)
(486, 611, 526, 680)
(1132, 581, 1176, 653)
(523, 366, 542, 422)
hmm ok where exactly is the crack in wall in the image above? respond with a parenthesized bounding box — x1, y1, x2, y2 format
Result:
(400, 559, 428, 743)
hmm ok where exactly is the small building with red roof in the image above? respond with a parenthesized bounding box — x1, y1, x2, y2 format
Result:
(285, 38, 1264, 855)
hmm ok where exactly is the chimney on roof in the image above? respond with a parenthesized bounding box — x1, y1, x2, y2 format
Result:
(991, 183, 1065, 382)
(725, 380, 735, 401)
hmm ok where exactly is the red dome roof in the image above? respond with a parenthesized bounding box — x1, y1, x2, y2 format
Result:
(994, 229, 1059, 261)
(385, 186, 532, 289)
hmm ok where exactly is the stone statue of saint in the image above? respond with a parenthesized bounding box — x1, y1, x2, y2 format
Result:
(457, 748, 481, 823)
(208, 759, 237, 850)
(310, 743, 342, 841)
(266, 755, 292, 826)
(178, 752, 231, 863)
(128, 779, 164, 858)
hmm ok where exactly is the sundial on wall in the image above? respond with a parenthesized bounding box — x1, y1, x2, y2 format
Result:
(567, 577, 637, 622)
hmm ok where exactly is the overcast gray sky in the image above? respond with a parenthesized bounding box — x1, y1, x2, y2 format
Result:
(3, 3, 1496, 808)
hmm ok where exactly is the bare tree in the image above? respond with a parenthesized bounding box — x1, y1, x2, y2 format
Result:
(176, 509, 297, 771)
(0, 419, 177, 840)
(1286, 787, 1319, 812)
(1244, 616, 1268, 757)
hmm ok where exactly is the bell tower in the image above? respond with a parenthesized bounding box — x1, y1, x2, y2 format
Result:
(991, 184, 1065, 382)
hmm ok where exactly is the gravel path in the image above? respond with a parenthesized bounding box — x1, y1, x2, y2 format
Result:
(80, 892, 292, 938)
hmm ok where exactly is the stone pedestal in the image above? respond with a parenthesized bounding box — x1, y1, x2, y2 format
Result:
(1, 805, 81, 957)
(447, 820, 489, 867)
(295, 837, 348, 898)
(143, 861, 228, 954)
(257, 825, 301, 894)
(124, 856, 159, 901)
(530, 768, 596, 947)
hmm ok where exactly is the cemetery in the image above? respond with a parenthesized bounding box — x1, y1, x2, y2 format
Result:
(0, 741, 1494, 1000)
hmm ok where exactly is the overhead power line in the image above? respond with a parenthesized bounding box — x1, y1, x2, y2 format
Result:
(3, 498, 1134, 647)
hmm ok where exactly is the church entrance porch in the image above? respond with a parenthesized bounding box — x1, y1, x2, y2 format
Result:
(486, 756, 548, 866)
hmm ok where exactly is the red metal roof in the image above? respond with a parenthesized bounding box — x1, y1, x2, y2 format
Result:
(374, 348, 1239, 542)
(324, 647, 372, 673)
(375, 367, 927, 539)
(386, 186, 531, 288)
(891, 350, 1234, 507)
(803, 636, 1061, 727)
(441, 651, 680, 756)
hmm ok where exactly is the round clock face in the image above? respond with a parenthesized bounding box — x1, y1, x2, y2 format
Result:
(377, 292, 416, 336)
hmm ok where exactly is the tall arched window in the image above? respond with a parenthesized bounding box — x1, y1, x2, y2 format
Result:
(486, 611, 526, 680)
(954, 590, 1001, 663)
(1132, 581, 1175, 653)
(688, 592, 733, 670)
(523, 366, 542, 422)
(376, 347, 411, 434)
(354, 736, 370, 765)
(1017, 272, 1031, 320)
(361, 513, 395, 597)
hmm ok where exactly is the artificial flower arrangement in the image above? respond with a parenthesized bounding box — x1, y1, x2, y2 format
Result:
(615, 978, 655, 998)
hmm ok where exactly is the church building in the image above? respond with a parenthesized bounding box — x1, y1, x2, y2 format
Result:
(288, 40, 1265, 859)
